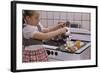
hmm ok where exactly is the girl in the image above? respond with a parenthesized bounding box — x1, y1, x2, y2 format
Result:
(22, 10, 68, 62)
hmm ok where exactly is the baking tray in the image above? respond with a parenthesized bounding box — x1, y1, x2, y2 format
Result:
(43, 40, 91, 54)
(56, 42, 91, 54)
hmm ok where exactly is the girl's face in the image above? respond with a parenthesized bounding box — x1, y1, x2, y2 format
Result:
(25, 13, 40, 26)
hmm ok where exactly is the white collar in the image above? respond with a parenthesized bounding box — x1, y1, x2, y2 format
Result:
(23, 24, 37, 27)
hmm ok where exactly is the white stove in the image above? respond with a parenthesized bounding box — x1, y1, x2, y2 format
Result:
(43, 28, 91, 61)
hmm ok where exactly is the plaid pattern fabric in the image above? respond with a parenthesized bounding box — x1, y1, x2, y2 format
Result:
(22, 48, 48, 63)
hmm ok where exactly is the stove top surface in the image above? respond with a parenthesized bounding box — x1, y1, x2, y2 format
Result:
(43, 40, 90, 54)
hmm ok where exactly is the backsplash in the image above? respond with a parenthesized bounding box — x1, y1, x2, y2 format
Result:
(38, 10, 91, 31)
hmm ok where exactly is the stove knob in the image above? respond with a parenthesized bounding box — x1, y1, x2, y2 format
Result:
(46, 50, 50, 55)
(55, 52, 58, 56)
(51, 51, 54, 55)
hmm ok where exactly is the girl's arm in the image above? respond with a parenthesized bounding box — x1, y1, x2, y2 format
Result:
(42, 22, 65, 33)
(32, 27, 67, 40)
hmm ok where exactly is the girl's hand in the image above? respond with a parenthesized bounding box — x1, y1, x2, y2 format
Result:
(60, 27, 68, 34)
(58, 22, 66, 28)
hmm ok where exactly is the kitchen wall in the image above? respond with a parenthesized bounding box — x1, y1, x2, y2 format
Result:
(38, 10, 91, 31)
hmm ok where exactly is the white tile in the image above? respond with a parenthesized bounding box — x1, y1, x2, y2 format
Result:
(47, 11, 54, 19)
(59, 19, 66, 23)
(60, 12, 67, 20)
(71, 21, 81, 24)
(82, 13, 90, 20)
(67, 12, 74, 21)
(74, 13, 82, 21)
(54, 20, 60, 25)
(66, 12, 69, 20)
(54, 11, 60, 19)
(40, 19, 48, 27)
(81, 21, 90, 30)
(40, 11, 47, 19)
(47, 20, 54, 27)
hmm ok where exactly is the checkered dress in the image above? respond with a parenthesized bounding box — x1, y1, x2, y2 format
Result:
(22, 47, 48, 63)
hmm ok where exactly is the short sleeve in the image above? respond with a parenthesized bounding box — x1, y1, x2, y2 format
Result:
(23, 26, 39, 39)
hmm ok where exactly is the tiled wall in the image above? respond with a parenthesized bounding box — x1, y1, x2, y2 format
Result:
(38, 10, 91, 31)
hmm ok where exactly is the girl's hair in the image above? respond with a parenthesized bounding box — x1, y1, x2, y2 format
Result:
(22, 10, 37, 24)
